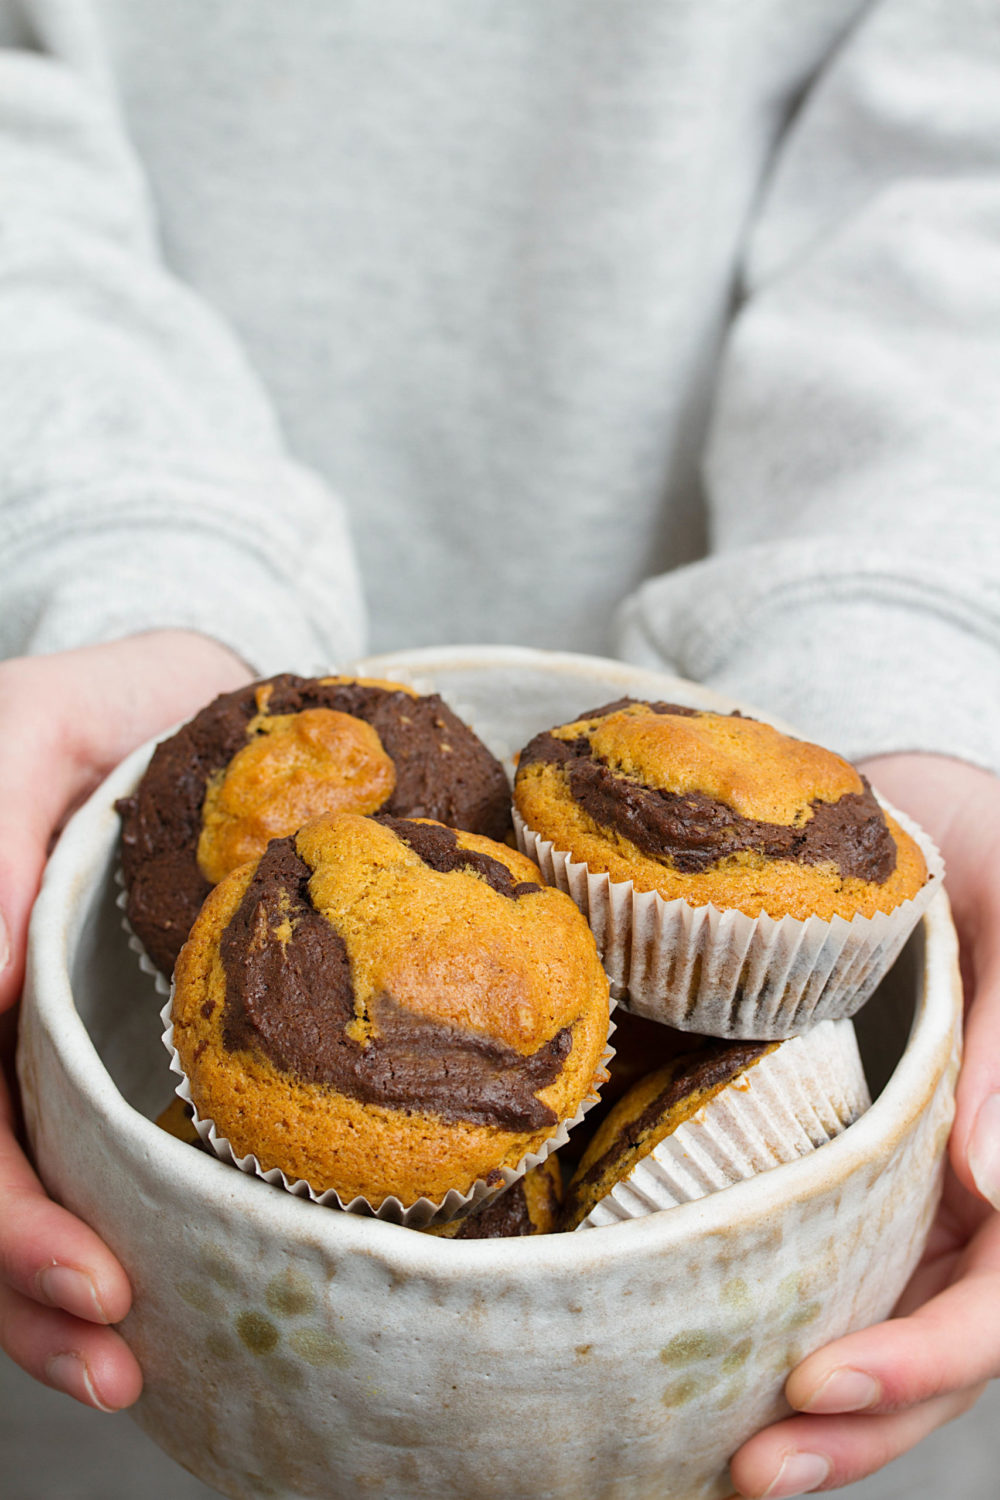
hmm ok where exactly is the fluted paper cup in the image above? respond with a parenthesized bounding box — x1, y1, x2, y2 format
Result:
(516, 805, 942, 1039)
(161, 996, 615, 1230)
(577, 1017, 869, 1230)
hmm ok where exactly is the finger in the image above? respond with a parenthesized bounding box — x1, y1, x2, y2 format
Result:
(954, 947, 1000, 1209)
(0, 1075, 133, 1327)
(0, 1281, 142, 1411)
(0, 695, 90, 1016)
(729, 1386, 985, 1497)
(0, 637, 250, 1015)
(782, 1213, 1000, 1420)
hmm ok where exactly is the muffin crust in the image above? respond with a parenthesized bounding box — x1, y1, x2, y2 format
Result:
(515, 700, 927, 921)
(120, 673, 511, 975)
(172, 812, 610, 1207)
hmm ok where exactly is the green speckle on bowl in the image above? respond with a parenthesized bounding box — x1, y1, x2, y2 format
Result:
(721, 1337, 753, 1375)
(265, 1268, 317, 1319)
(660, 1330, 728, 1366)
(714, 1377, 747, 1410)
(268, 1356, 306, 1390)
(176, 1279, 225, 1317)
(202, 1248, 241, 1291)
(236, 1310, 280, 1356)
(787, 1300, 822, 1331)
(289, 1326, 351, 1368)
(720, 1277, 752, 1313)
(662, 1374, 711, 1408)
(204, 1329, 238, 1362)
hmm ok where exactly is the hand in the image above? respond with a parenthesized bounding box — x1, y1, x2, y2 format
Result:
(0, 632, 251, 1410)
(730, 753, 1000, 1496)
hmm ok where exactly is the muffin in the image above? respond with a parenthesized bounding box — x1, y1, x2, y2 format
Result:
(423, 1158, 563, 1238)
(561, 1018, 870, 1231)
(167, 811, 611, 1225)
(119, 673, 511, 978)
(514, 699, 939, 1037)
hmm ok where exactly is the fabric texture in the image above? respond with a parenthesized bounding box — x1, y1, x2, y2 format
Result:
(1, 0, 997, 774)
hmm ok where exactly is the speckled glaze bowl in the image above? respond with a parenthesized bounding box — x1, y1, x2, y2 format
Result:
(18, 647, 962, 1500)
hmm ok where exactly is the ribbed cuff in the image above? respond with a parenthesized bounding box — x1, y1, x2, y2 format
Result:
(9, 522, 366, 677)
(1, 462, 368, 673)
(616, 549, 1000, 775)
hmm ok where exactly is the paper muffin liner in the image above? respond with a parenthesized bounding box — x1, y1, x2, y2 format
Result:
(515, 803, 942, 1040)
(115, 864, 173, 999)
(577, 1017, 869, 1230)
(161, 996, 616, 1231)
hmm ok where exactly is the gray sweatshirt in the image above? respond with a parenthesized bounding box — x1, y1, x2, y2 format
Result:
(2, 0, 999, 772)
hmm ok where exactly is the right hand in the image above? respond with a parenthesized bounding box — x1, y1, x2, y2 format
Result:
(0, 631, 251, 1409)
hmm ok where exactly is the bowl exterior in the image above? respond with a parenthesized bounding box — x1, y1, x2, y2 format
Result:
(17, 646, 963, 1500)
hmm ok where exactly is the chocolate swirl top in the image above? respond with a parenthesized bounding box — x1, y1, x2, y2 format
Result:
(518, 699, 897, 884)
(118, 673, 511, 976)
(217, 825, 569, 1130)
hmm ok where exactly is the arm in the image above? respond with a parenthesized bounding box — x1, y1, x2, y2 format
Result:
(0, 34, 365, 670)
(616, 0, 1000, 781)
(0, 631, 252, 1409)
(733, 753, 1000, 1496)
(612, 0, 1000, 1489)
(0, 21, 364, 1405)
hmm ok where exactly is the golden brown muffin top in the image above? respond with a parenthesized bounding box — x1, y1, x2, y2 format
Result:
(514, 698, 928, 921)
(171, 811, 610, 1205)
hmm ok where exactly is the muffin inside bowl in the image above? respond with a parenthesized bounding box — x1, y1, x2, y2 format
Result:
(19, 646, 961, 1500)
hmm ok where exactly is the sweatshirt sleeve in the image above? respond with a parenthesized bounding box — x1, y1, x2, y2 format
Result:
(615, 0, 1000, 774)
(0, 39, 366, 675)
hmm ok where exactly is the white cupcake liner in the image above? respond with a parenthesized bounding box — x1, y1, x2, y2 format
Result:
(161, 997, 616, 1231)
(115, 864, 173, 998)
(515, 802, 943, 1040)
(577, 1017, 869, 1230)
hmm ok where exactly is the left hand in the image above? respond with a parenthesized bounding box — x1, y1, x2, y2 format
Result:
(730, 753, 1000, 1497)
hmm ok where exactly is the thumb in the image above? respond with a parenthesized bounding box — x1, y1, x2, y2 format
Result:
(0, 712, 92, 1015)
(954, 943, 1000, 1210)
(0, 632, 251, 1014)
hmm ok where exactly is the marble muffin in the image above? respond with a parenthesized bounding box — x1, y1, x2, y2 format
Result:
(423, 1158, 563, 1239)
(170, 811, 610, 1212)
(561, 1020, 869, 1231)
(119, 673, 511, 977)
(513, 698, 927, 922)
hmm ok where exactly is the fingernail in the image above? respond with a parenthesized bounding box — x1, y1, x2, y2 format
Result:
(969, 1093, 1000, 1210)
(797, 1366, 880, 1414)
(44, 1352, 115, 1412)
(761, 1452, 831, 1499)
(37, 1264, 110, 1324)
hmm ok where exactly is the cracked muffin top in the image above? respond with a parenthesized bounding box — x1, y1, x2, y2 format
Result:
(170, 811, 610, 1209)
(118, 672, 511, 976)
(513, 698, 927, 921)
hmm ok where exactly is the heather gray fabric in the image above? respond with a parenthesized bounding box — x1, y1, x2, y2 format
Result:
(2, 0, 999, 771)
(1, 5, 999, 1488)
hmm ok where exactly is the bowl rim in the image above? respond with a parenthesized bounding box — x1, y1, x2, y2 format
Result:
(23, 646, 961, 1279)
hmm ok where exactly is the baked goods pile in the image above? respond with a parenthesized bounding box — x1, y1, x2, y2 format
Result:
(122, 675, 939, 1236)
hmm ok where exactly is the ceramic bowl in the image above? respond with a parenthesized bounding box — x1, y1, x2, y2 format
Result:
(18, 646, 962, 1500)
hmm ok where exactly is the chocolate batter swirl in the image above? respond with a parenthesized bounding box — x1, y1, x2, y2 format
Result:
(519, 701, 896, 884)
(377, 815, 541, 897)
(118, 674, 511, 975)
(219, 835, 569, 1130)
(566, 1040, 772, 1203)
